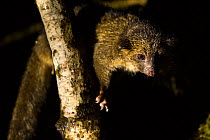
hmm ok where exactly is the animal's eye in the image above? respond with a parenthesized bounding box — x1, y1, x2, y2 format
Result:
(136, 54, 145, 60)
(119, 38, 132, 49)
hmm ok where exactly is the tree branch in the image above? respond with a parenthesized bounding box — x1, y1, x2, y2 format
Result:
(0, 23, 42, 47)
(36, 0, 100, 139)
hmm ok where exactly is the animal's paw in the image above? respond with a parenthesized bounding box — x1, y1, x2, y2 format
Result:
(96, 90, 109, 112)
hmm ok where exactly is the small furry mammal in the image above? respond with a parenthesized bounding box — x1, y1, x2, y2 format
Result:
(94, 12, 173, 110)
(8, 5, 174, 140)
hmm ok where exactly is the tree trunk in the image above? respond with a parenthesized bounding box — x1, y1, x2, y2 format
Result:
(36, 0, 100, 139)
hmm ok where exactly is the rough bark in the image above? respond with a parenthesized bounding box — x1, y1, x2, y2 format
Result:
(36, 0, 100, 139)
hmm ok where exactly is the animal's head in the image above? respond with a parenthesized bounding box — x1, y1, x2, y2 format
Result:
(117, 20, 174, 77)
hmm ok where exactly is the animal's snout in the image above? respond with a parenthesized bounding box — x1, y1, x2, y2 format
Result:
(144, 66, 155, 77)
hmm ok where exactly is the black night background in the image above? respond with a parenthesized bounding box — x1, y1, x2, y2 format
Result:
(0, 0, 209, 140)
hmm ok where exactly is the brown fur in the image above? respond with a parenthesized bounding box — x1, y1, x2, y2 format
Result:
(93, 12, 164, 89)
(93, 12, 174, 110)
(7, 34, 53, 140)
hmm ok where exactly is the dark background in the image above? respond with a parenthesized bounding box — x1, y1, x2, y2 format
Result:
(0, 0, 209, 140)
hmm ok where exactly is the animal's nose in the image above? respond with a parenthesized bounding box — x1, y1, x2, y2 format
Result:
(144, 66, 155, 77)
(147, 70, 155, 76)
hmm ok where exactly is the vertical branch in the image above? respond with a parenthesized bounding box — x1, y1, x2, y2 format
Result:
(36, 0, 100, 139)
(36, 0, 78, 118)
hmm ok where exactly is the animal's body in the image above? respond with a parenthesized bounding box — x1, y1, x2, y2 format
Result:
(94, 12, 170, 110)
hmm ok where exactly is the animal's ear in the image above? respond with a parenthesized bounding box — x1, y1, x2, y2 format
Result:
(118, 38, 132, 50)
